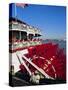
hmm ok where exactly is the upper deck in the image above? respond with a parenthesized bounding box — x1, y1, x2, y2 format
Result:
(9, 18, 42, 52)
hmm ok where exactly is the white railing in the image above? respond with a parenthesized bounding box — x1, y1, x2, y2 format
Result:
(9, 41, 41, 50)
(9, 24, 28, 31)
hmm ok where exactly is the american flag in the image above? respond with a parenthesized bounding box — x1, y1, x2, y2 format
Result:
(16, 3, 28, 8)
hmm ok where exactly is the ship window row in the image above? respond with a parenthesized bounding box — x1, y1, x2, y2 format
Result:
(9, 31, 34, 43)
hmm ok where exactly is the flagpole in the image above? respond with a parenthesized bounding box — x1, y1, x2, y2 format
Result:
(15, 3, 17, 19)
(15, 3, 21, 41)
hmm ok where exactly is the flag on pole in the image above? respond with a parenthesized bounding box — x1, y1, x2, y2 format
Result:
(16, 3, 28, 8)
(14, 3, 28, 19)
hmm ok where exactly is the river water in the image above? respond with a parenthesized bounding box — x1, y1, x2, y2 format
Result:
(42, 39, 66, 54)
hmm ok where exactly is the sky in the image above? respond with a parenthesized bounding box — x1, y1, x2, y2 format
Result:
(9, 3, 66, 40)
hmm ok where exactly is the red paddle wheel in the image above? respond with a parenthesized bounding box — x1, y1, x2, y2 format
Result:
(19, 43, 66, 81)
